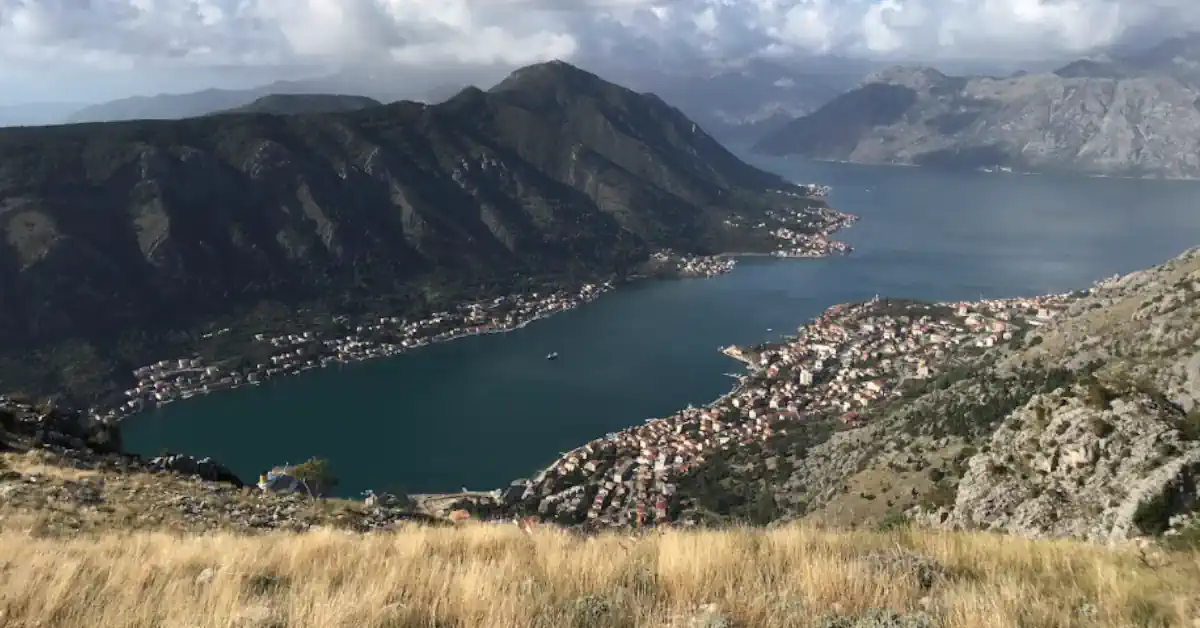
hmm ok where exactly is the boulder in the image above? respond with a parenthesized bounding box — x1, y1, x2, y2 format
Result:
(147, 455, 244, 487)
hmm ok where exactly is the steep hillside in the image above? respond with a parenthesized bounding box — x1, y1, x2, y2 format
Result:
(0, 60, 799, 405)
(754, 63, 1200, 178)
(663, 246, 1200, 543)
(212, 94, 383, 116)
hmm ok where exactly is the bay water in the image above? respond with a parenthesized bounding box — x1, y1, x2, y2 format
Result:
(124, 159, 1200, 496)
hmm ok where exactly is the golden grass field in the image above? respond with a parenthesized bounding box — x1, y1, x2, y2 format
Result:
(0, 521, 1195, 628)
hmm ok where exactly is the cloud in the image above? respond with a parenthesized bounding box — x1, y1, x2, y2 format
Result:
(1, 0, 1199, 75)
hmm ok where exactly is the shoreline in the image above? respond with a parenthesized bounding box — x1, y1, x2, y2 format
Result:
(470, 289, 1084, 529)
(107, 191, 864, 511)
(104, 203, 859, 425)
(109, 286, 613, 423)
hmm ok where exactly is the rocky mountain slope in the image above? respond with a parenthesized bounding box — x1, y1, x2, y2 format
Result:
(712, 246, 1200, 543)
(0, 60, 798, 405)
(212, 94, 383, 116)
(754, 56, 1200, 178)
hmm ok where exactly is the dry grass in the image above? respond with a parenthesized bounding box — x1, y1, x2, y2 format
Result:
(0, 522, 1195, 628)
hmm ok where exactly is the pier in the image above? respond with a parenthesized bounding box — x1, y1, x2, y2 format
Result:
(720, 345, 759, 369)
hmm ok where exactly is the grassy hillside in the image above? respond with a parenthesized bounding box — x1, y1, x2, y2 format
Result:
(0, 521, 1192, 628)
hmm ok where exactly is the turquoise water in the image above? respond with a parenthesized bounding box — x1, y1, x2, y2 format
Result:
(124, 159, 1200, 496)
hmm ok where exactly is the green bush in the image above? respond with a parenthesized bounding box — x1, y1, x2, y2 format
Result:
(291, 457, 339, 498)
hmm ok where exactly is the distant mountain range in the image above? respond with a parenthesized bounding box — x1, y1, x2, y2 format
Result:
(0, 60, 795, 404)
(753, 34, 1200, 178)
(63, 76, 450, 124)
(211, 94, 383, 116)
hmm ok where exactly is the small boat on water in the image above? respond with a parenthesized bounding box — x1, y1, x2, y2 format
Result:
(546, 352, 559, 360)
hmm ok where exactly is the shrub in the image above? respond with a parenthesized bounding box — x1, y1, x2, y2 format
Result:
(1090, 418, 1115, 438)
(1084, 381, 1114, 410)
(1133, 493, 1172, 535)
(291, 457, 338, 498)
(1177, 408, 1200, 441)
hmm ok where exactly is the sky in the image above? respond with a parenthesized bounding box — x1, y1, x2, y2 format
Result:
(0, 0, 1198, 105)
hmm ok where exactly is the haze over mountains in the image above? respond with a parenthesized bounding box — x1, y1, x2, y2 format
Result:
(2, 59, 864, 147)
(754, 33, 1200, 178)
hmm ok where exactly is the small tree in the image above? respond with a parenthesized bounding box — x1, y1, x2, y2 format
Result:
(291, 457, 338, 498)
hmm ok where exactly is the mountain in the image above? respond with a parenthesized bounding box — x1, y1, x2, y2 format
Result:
(67, 86, 285, 123)
(753, 61, 1200, 178)
(212, 94, 383, 116)
(616, 59, 860, 146)
(0, 60, 796, 404)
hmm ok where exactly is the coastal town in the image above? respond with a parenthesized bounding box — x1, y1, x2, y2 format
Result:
(107, 282, 613, 421)
(724, 203, 858, 258)
(766, 205, 856, 257)
(98, 199, 854, 424)
(492, 290, 1082, 529)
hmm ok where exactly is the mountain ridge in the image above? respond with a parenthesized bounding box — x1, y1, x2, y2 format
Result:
(210, 94, 384, 116)
(754, 47, 1200, 178)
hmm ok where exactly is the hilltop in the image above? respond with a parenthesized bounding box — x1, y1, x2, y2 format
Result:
(753, 37, 1200, 178)
(0, 60, 808, 407)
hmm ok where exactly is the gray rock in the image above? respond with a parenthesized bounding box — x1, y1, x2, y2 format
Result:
(819, 609, 936, 628)
(147, 455, 243, 487)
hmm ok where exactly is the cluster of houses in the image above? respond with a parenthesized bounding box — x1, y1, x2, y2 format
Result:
(769, 227, 853, 258)
(649, 251, 738, 277)
(501, 291, 1078, 528)
(772, 183, 832, 198)
(103, 283, 614, 422)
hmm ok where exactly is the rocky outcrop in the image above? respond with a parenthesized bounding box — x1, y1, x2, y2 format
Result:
(0, 397, 243, 488)
(935, 388, 1199, 541)
(147, 455, 244, 487)
(0, 398, 122, 455)
(0, 398, 452, 534)
(912, 247, 1200, 541)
